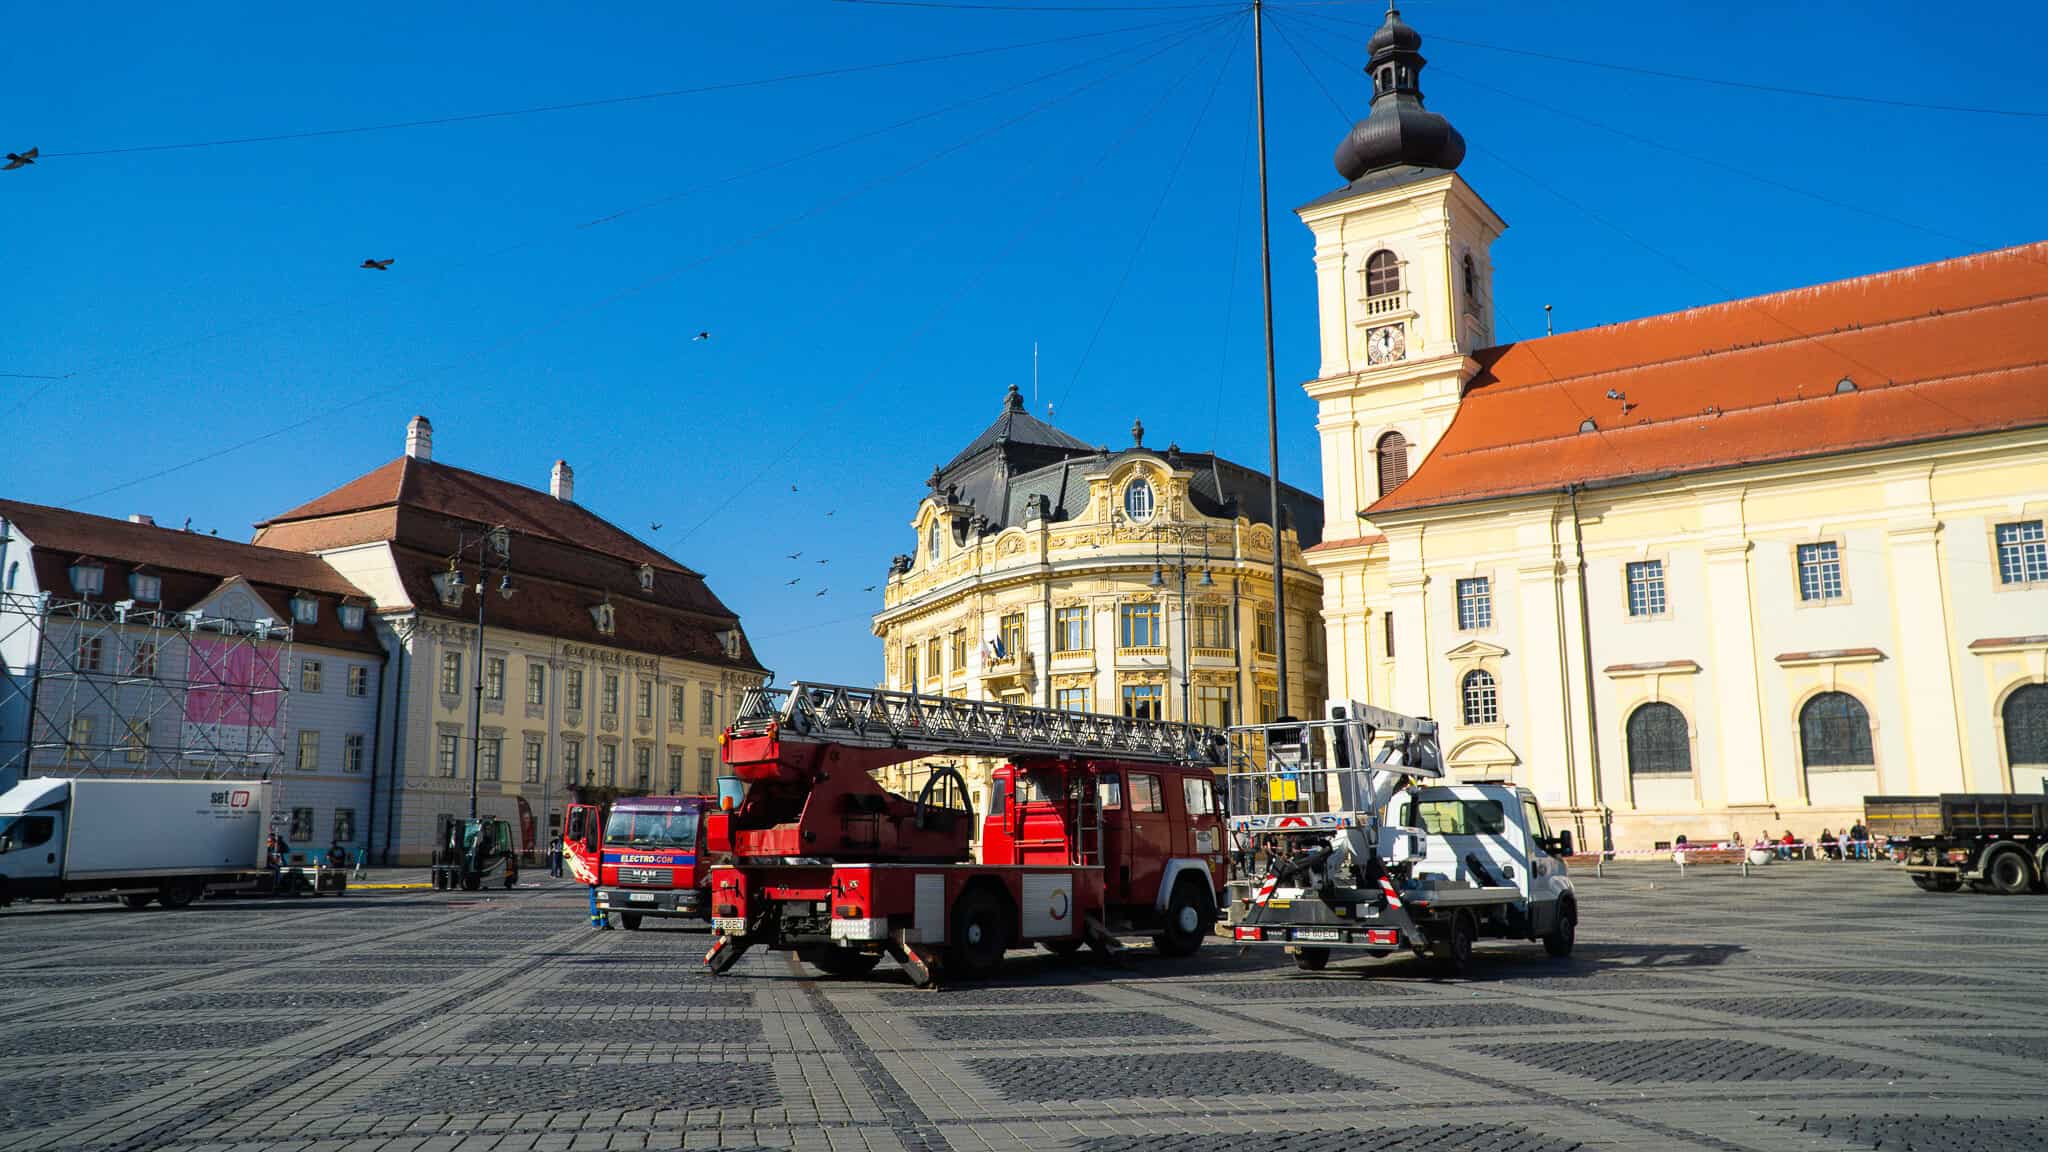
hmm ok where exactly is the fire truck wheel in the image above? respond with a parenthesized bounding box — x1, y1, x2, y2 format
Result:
(1429, 910, 1477, 975)
(1293, 947, 1330, 971)
(802, 946, 883, 977)
(1152, 878, 1213, 958)
(949, 886, 1010, 975)
(620, 913, 644, 930)
(1041, 939, 1086, 959)
(1542, 898, 1577, 958)
(1986, 848, 2035, 895)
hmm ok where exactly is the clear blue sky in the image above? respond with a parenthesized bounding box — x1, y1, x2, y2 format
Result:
(3, 1, 2042, 685)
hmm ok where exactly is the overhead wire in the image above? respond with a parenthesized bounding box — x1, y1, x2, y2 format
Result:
(673, 10, 1248, 547)
(829, 0, 1240, 11)
(39, 12, 1228, 159)
(5, 13, 1212, 422)
(1048, 9, 1244, 420)
(66, 14, 1236, 510)
(1286, 7, 2048, 120)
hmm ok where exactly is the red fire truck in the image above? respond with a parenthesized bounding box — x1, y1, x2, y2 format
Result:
(563, 795, 711, 929)
(699, 682, 1228, 986)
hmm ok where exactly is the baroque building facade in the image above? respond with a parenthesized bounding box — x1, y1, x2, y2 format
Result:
(1301, 8, 2048, 852)
(252, 417, 766, 864)
(871, 386, 1325, 815)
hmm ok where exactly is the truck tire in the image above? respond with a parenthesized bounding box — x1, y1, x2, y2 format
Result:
(122, 894, 155, 910)
(1429, 910, 1477, 976)
(1151, 877, 1213, 958)
(948, 885, 1010, 976)
(1911, 873, 1963, 892)
(158, 881, 200, 910)
(504, 870, 517, 890)
(1041, 938, 1085, 958)
(1293, 947, 1330, 971)
(620, 913, 644, 931)
(1985, 848, 2035, 896)
(1542, 898, 1577, 958)
(803, 946, 884, 977)
(462, 874, 482, 892)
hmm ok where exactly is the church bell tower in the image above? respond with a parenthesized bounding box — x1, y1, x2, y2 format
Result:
(1298, 4, 1505, 541)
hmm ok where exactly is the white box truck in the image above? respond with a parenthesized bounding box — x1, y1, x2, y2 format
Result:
(0, 777, 279, 909)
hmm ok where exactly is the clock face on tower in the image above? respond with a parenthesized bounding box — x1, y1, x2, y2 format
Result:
(1366, 323, 1407, 366)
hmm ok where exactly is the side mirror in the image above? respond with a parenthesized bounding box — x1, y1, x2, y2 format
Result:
(0, 836, 12, 855)
(1550, 830, 1575, 858)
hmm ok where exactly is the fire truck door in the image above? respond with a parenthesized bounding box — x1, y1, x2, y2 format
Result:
(1125, 771, 1170, 901)
(1097, 772, 1131, 899)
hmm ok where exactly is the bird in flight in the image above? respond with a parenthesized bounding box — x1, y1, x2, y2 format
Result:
(863, 585, 876, 592)
(649, 522, 662, 531)
(3, 147, 36, 170)
(786, 551, 801, 560)
(692, 331, 710, 342)
(815, 588, 828, 597)
(785, 577, 801, 586)
(816, 558, 829, 565)
(360, 258, 394, 271)
(790, 484, 799, 493)
(825, 510, 836, 517)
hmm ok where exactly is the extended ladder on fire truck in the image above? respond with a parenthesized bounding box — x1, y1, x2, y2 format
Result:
(731, 682, 1223, 766)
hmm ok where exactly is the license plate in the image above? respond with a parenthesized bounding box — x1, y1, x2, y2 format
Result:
(1295, 928, 1343, 942)
(713, 917, 747, 935)
(629, 893, 656, 903)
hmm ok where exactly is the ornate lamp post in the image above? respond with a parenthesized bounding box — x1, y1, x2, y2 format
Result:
(434, 524, 514, 821)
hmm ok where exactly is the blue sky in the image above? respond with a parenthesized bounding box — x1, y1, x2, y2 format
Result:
(3, 1, 2042, 684)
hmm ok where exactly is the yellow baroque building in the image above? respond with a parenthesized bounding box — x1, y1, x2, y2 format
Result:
(871, 385, 1325, 814)
(1301, 8, 2048, 853)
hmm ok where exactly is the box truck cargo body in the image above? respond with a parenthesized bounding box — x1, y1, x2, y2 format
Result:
(0, 778, 275, 908)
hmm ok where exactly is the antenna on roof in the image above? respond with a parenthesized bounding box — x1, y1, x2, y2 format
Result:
(1545, 304, 1553, 336)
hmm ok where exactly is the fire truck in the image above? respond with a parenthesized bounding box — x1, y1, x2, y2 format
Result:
(563, 795, 711, 929)
(699, 682, 1229, 987)
(1222, 704, 1579, 975)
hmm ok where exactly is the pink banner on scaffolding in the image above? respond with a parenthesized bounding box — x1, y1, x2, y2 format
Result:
(183, 638, 285, 760)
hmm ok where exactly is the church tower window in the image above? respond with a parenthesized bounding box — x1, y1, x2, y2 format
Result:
(1376, 432, 1410, 497)
(1365, 250, 1402, 299)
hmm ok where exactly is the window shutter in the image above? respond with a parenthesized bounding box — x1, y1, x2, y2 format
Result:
(1376, 432, 1410, 497)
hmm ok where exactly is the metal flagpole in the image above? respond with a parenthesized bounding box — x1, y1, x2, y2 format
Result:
(1252, 0, 1289, 719)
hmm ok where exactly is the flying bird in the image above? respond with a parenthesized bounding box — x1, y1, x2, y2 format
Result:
(790, 484, 799, 493)
(863, 585, 876, 593)
(816, 558, 829, 565)
(786, 551, 802, 560)
(815, 588, 828, 597)
(360, 258, 394, 271)
(692, 331, 710, 341)
(649, 521, 662, 531)
(825, 510, 836, 517)
(785, 577, 801, 586)
(3, 147, 37, 170)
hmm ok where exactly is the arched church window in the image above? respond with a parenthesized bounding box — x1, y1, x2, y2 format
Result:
(2006, 683, 2048, 767)
(1800, 691, 1874, 770)
(1376, 431, 1410, 497)
(1463, 252, 1478, 305)
(1365, 250, 1401, 298)
(1626, 702, 1691, 777)
(1460, 670, 1497, 726)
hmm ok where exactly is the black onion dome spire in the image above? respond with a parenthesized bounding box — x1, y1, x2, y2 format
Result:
(1333, 4, 1465, 182)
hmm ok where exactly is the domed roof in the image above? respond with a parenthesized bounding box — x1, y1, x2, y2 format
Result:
(1332, 5, 1465, 182)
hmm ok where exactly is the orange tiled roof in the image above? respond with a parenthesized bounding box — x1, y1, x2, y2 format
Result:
(1366, 242, 2048, 516)
(1305, 533, 1386, 554)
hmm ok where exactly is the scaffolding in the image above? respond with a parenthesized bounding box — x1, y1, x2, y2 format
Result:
(1, 591, 294, 785)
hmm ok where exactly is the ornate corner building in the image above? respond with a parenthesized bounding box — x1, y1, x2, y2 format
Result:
(1301, 8, 2048, 851)
(871, 385, 1325, 815)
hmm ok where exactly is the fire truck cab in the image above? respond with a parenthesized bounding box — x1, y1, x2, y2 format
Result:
(565, 795, 710, 929)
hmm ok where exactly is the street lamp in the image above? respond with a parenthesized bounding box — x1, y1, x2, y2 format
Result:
(447, 523, 515, 821)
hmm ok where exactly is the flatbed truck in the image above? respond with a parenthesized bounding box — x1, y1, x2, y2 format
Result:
(1866, 793, 2047, 894)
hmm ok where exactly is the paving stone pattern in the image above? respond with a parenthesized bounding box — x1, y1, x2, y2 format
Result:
(2, 864, 2044, 1152)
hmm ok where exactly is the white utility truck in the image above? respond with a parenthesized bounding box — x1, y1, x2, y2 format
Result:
(1222, 703, 1579, 974)
(0, 777, 280, 909)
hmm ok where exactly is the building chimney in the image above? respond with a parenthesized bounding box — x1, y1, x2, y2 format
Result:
(550, 459, 574, 503)
(128, 514, 156, 526)
(405, 415, 433, 461)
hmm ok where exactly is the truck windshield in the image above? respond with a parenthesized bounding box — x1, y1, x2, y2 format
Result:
(605, 810, 699, 848)
(1408, 799, 1506, 836)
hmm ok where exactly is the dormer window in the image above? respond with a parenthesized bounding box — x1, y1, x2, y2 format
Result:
(591, 601, 616, 636)
(129, 571, 162, 602)
(68, 559, 105, 596)
(717, 628, 742, 659)
(1123, 477, 1155, 524)
(431, 568, 465, 609)
(637, 563, 655, 592)
(338, 603, 366, 632)
(290, 594, 319, 626)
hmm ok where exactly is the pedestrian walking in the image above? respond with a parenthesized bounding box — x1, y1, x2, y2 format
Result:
(549, 836, 564, 879)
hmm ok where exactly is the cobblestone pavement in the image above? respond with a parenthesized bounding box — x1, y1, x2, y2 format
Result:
(4, 863, 2046, 1151)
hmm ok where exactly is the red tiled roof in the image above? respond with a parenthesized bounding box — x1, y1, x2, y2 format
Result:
(1367, 242, 2048, 517)
(256, 456, 692, 574)
(0, 499, 383, 655)
(1305, 533, 1386, 554)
